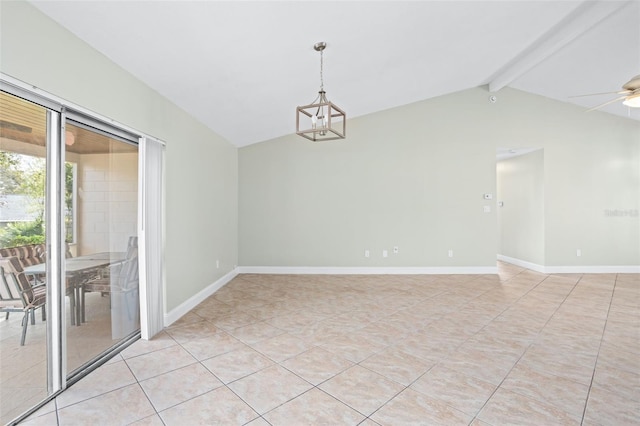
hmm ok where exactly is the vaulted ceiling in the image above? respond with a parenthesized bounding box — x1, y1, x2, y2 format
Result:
(30, 1, 640, 147)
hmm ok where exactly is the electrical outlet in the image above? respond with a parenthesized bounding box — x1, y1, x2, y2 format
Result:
(364, 250, 370, 258)
(448, 249, 453, 258)
(393, 246, 399, 254)
(576, 249, 581, 257)
(383, 250, 388, 258)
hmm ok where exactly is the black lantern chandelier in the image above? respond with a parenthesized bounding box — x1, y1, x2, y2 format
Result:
(296, 42, 346, 141)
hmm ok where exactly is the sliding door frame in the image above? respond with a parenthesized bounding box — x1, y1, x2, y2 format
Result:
(45, 108, 66, 393)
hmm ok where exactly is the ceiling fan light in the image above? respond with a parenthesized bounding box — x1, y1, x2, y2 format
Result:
(622, 93, 640, 108)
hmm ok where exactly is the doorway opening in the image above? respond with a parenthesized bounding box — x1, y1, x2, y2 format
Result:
(496, 147, 544, 271)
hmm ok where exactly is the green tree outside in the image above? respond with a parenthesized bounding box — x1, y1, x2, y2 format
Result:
(0, 151, 74, 248)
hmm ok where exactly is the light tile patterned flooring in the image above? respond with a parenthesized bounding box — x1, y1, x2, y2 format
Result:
(22, 262, 639, 425)
(1, 292, 131, 425)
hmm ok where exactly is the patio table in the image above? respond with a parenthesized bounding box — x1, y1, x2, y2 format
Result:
(23, 252, 126, 326)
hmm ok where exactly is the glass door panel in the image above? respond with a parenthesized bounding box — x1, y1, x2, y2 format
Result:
(64, 120, 139, 374)
(0, 92, 49, 424)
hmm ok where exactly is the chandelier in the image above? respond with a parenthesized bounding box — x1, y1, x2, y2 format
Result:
(296, 42, 346, 141)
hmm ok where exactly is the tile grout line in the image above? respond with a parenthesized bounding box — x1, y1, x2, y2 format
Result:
(158, 275, 471, 424)
(54, 398, 60, 426)
(226, 279, 429, 423)
(327, 269, 535, 424)
(361, 268, 542, 424)
(124, 337, 172, 425)
(448, 270, 557, 423)
(322, 268, 542, 424)
(467, 271, 584, 424)
(578, 273, 618, 426)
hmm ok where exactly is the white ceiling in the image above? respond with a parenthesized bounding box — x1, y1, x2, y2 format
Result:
(29, 0, 640, 147)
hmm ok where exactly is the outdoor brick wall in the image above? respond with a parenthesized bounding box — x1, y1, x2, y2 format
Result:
(76, 153, 138, 255)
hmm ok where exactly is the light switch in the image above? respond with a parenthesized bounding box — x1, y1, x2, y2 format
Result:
(483, 205, 491, 213)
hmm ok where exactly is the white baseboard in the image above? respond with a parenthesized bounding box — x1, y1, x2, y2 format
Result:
(237, 266, 498, 275)
(164, 268, 238, 327)
(543, 265, 640, 274)
(497, 254, 640, 274)
(497, 255, 546, 273)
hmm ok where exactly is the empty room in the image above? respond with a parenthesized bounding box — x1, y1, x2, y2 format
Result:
(1, 1, 638, 425)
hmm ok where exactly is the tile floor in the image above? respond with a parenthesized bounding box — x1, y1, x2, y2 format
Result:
(20, 262, 639, 425)
(1, 292, 134, 425)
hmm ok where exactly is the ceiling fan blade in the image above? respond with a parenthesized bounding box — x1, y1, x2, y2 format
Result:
(570, 90, 631, 98)
(585, 96, 627, 112)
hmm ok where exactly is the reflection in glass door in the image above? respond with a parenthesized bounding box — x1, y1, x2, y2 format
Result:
(64, 120, 139, 374)
(0, 92, 50, 424)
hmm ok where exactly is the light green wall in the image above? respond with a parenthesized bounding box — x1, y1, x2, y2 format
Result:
(543, 115, 639, 266)
(240, 87, 640, 268)
(240, 88, 499, 267)
(497, 150, 545, 265)
(0, 2, 238, 311)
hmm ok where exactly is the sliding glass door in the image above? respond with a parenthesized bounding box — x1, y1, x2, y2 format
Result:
(64, 119, 139, 374)
(0, 88, 142, 423)
(0, 91, 50, 424)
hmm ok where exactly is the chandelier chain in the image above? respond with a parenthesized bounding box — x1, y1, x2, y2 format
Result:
(319, 49, 324, 92)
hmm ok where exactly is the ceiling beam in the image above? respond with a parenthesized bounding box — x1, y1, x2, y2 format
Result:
(488, 0, 632, 93)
